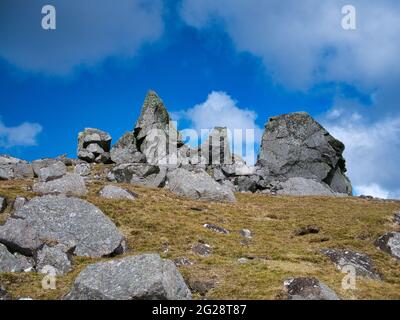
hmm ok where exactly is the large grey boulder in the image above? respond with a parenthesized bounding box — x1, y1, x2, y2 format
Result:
(112, 163, 167, 188)
(166, 168, 236, 202)
(257, 112, 352, 195)
(0, 195, 125, 258)
(110, 132, 146, 165)
(0, 243, 30, 272)
(77, 128, 112, 164)
(134, 91, 182, 165)
(33, 173, 88, 196)
(284, 277, 339, 300)
(32, 158, 59, 177)
(375, 232, 400, 260)
(270, 177, 336, 196)
(98, 185, 137, 201)
(0, 155, 33, 180)
(65, 254, 192, 300)
(321, 249, 381, 280)
(35, 245, 72, 275)
(38, 161, 67, 182)
(74, 162, 91, 176)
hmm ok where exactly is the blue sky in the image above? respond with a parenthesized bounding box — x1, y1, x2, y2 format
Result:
(1, 0, 400, 198)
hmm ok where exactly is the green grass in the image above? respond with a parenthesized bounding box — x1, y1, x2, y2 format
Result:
(0, 177, 399, 300)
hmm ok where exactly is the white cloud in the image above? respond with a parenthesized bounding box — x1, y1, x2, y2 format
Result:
(177, 91, 263, 164)
(0, 0, 163, 74)
(180, 0, 400, 90)
(0, 118, 42, 148)
(321, 108, 400, 199)
(355, 184, 390, 199)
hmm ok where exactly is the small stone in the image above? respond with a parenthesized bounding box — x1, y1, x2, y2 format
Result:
(74, 163, 91, 176)
(174, 257, 194, 267)
(238, 258, 249, 264)
(203, 223, 229, 234)
(192, 242, 213, 257)
(240, 229, 253, 239)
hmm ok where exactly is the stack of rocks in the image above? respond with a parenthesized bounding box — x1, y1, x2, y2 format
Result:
(77, 128, 112, 164)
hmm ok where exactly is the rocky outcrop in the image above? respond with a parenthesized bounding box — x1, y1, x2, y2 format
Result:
(33, 173, 88, 196)
(166, 168, 236, 202)
(321, 249, 381, 280)
(0, 195, 125, 258)
(110, 132, 146, 165)
(257, 112, 352, 195)
(77, 128, 112, 164)
(283, 277, 339, 300)
(375, 232, 400, 260)
(98, 185, 137, 200)
(65, 254, 192, 300)
(0, 155, 34, 180)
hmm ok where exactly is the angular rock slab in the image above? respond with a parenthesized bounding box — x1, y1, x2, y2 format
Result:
(35, 245, 72, 275)
(257, 112, 352, 195)
(0, 243, 30, 273)
(0, 155, 33, 180)
(38, 161, 67, 182)
(0, 195, 125, 258)
(98, 185, 137, 201)
(65, 254, 192, 300)
(112, 163, 167, 188)
(110, 132, 146, 165)
(167, 168, 236, 202)
(33, 173, 88, 196)
(284, 277, 339, 300)
(375, 232, 400, 260)
(321, 249, 382, 280)
(273, 177, 336, 196)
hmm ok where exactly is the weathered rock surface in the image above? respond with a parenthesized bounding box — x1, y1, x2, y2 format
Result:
(240, 229, 253, 239)
(12, 197, 28, 213)
(35, 245, 72, 275)
(38, 161, 67, 182)
(257, 112, 352, 195)
(77, 128, 112, 164)
(33, 173, 88, 196)
(0, 243, 30, 272)
(112, 163, 167, 188)
(321, 249, 381, 280)
(0, 196, 7, 213)
(167, 168, 236, 202)
(0, 155, 33, 180)
(284, 277, 339, 300)
(110, 132, 146, 164)
(0, 195, 125, 258)
(134, 91, 182, 165)
(65, 254, 192, 300)
(32, 158, 59, 177)
(74, 162, 91, 176)
(271, 177, 336, 196)
(394, 212, 400, 225)
(98, 185, 137, 201)
(375, 232, 400, 260)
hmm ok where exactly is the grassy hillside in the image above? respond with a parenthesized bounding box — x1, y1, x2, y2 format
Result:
(0, 174, 399, 300)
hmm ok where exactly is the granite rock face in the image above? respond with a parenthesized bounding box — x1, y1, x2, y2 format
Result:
(257, 112, 352, 195)
(65, 254, 192, 300)
(166, 168, 236, 202)
(110, 132, 146, 165)
(375, 232, 400, 260)
(33, 173, 88, 196)
(98, 185, 137, 200)
(112, 163, 167, 188)
(0, 195, 125, 258)
(0, 155, 34, 180)
(77, 128, 112, 164)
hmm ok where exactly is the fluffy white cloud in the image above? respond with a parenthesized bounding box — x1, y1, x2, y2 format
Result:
(0, 0, 163, 74)
(176, 91, 263, 164)
(0, 118, 42, 148)
(321, 109, 400, 199)
(181, 0, 400, 90)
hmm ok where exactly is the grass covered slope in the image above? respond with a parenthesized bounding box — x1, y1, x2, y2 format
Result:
(0, 178, 399, 300)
